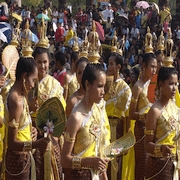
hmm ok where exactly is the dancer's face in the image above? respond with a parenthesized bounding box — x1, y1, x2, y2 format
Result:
(35, 53, 49, 80)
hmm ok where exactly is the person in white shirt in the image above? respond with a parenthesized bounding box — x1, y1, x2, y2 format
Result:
(130, 24, 140, 40)
(102, 3, 114, 22)
(52, 6, 58, 24)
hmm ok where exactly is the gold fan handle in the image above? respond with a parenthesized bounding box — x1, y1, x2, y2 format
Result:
(5, 60, 15, 78)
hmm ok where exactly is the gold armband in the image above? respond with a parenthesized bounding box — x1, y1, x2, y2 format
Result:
(131, 97, 138, 103)
(144, 129, 154, 135)
(23, 141, 32, 151)
(139, 114, 146, 121)
(8, 119, 19, 129)
(63, 84, 68, 90)
(72, 156, 81, 169)
(154, 144, 162, 156)
(64, 132, 75, 143)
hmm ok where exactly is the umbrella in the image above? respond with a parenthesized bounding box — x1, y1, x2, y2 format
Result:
(136, 1, 150, 9)
(0, 15, 7, 21)
(115, 13, 129, 26)
(151, 2, 159, 14)
(20, 32, 39, 43)
(53, 22, 57, 32)
(12, 12, 22, 21)
(68, 37, 83, 47)
(0, 22, 11, 30)
(36, 13, 49, 21)
(95, 21, 104, 42)
(0, 30, 7, 42)
(0, 22, 12, 44)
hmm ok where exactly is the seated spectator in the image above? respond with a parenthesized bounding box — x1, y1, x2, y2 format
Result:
(130, 24, 140, 40)
(105, 22, 116, 41)
(105, 17, 111, 33)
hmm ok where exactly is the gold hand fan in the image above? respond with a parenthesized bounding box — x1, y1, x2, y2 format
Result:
(2, 45, 19, 81)
(104, 130, 135, 159)
(36, 97, 66, 137)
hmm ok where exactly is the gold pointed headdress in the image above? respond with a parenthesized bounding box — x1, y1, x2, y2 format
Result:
(157, 31, 165, 51)
(116, 36, 125, 56)
(163, 28, 174, 67)
(111, 30, 118, 52)
(79, 34, 89, 58)
(11, 20, 21, 47)
(87, 20, 100, 63)
(21, 20, 33, 57)
(72, 32, 79, 52)
(36, 17, 49, 49)
(145, 27, 153, 53)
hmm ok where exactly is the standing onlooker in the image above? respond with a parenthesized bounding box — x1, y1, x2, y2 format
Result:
(53, 51, 67, 86)
(59, 8, 64, 24)
(55, 22, 65, 44)
(159, 5, 172, 25)
(47, 2, 52, 35)
(64, 24, 74, 47)
(52, 6, 58, 24)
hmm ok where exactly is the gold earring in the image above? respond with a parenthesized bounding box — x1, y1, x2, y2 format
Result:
(23, 78, 28, 94)
(158, 87, 162, 99)
(85, 88, 89, 109)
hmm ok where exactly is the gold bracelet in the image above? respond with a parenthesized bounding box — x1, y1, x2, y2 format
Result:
(64, 132, 75, 143)
(63, 84, 68, 90)
(144, 129, 154, 135)
(8, 119, 19, 129)
(23, 141, 32, 151)
(154, 144, 162, 156)
(72, 156, 81, 169)
(139, 114, 146, 120)
(131, 97, 138, 104)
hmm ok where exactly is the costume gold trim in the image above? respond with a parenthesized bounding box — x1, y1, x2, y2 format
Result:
(64, 132, 75, 143)
(72, 156, 82, 169)
(144, 129, 154, 135)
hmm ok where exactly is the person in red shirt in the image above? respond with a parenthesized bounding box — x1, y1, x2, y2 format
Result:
(55, 22, 65, 44)
(53, 51, 67, 86)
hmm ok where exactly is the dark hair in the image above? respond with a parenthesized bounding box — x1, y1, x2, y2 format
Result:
(33, 47, 51, 61)
(143, 53, 156, 67)
(155, 50, 163, 57)
(82, 63, 105, 90)
(16, 57, 37, 80)
(55, 52, 66, 66)
(71, 52, 79, 63)
(131, 67, 140, 80)
(109, 52, 123, 67)
(157, 67, 178, 87)
(76, 57, 89, 69)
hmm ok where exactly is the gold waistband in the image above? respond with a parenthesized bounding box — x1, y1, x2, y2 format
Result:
(108, 116, 120, 120)
(149, 153, 177, 161)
